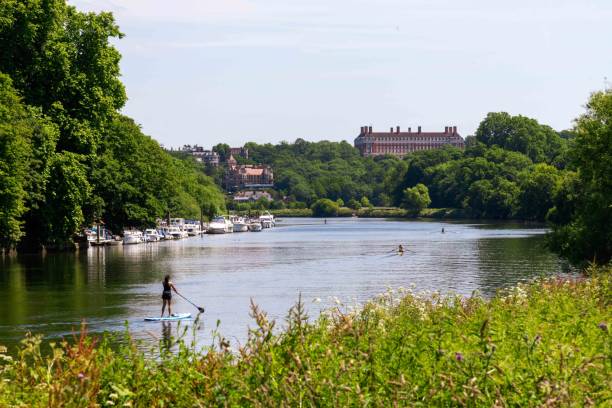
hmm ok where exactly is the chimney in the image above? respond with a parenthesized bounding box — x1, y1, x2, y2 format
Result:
(408, 127, 412, 133)
(390, 127, 394, 133)
(368, 126, 372, 133)
(444, 126, 448, 133)
(396, 126, 400, 133)
(453, 126, 457, 134)
(360, 126, 364, 134)
(418, 126, 421, 133)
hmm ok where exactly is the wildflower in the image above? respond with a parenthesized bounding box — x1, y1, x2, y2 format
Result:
(455, 352, 464, 362)
(598, 322, 608, 332)
(78, 372, 85, 380)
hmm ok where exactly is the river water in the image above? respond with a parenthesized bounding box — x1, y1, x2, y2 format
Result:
(0, 218, 572, 351)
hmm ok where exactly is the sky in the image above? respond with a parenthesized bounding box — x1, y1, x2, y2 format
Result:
(70, 0, 612, 148)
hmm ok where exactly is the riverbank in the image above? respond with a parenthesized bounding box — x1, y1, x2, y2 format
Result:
(1, 265, 609, 406)
(271, 207, 475, 219)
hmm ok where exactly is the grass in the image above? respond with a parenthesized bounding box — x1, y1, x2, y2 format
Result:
(1, 266, 610, 407)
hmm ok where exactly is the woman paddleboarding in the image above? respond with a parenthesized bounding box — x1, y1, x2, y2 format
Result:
(161, 275, 179, 317)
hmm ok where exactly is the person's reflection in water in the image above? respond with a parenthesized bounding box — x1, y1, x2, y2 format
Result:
(161, 321, 172, 350)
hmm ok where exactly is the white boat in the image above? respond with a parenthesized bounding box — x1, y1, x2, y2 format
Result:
(169, 218, 189, 238)
(185, 223, 201, 236)
(144, 229, 162, 242)
(123, 230, 144, 245)
(248, 221, 263, 232)
(259, 212, 275, 228)
(208, 216, 234, 234)
(230, 216, 249, 232)
(167, 226, 187, 239)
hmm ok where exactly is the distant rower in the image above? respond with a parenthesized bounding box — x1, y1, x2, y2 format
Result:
(398, 244, 404, 253)
(441, 227, 445, 233)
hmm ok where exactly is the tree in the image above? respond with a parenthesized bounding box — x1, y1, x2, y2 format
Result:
(310, 198, 339, 217)
(0, 73, 58, 249)
(516, 164, 561, 221)
(0, 0, 126, 154)
(213, 143, 231, 162)
(548, 90, 612, 265)
(360, 196, 372, 208)
(475, 112, 565, 164)
(347, 198, 361, 210)
(464, 178, 519, 219)
(336, 198, 345, 207)
(401, 184, 431, 213)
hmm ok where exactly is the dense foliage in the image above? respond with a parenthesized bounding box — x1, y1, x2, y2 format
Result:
(0, 0, 224, 249)
(242, 139, 400, 206)
(1, 267, 609, 406)
(548, 91, 612, 265)
(240, 114, 568, 222)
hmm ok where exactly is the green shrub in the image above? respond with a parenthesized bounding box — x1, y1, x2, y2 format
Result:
(310, 198, 339, 217)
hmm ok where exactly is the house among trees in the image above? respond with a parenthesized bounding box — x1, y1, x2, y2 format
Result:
(229, 147, 249, 159)
(180, 144, 220, 166)
(224, 155, 274, 191)
(354, 125, 464, 157)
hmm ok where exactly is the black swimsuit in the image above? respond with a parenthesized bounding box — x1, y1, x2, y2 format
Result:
(162, 281, 172, 300)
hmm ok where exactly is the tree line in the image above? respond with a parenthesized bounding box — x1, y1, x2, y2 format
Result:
(0, 0, 225, 250)
(231, 100, 610, 265)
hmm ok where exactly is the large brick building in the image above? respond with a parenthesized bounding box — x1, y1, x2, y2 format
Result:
(224, 155, 274, 191)
(354, 125, 464, 158)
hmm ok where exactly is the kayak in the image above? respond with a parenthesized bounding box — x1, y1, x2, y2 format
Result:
(144, 313, 192, 322)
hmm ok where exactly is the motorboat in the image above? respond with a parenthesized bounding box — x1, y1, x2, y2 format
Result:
(259, 211, 275, 228)
(185, 223, 202, 236)
(208, 216, 234, 234)
(248, 221, 263, 232)
(144, 229, 162, 242)
(230, 216, 249, 232)
(123, 230, 144, 245)
(167, 226, 187, 239)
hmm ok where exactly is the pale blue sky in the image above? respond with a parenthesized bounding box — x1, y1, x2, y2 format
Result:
(71, 0, 612, 148)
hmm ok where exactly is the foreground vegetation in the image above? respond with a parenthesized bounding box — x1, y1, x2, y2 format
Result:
(1, 266, 609, 406)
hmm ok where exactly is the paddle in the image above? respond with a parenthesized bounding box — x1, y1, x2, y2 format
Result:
(176, 292, 205, 313)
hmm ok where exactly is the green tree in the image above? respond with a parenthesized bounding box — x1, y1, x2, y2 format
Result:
(0, 73, 57, 249)
(0, 0, 126, 154)
(516, 164, 561, 221)
(310, 198, 339, 217)
(464, 178, 519, 219)
(40, 152, 91, 248)
(548, 90, 612, 264)
(347, 198, 361, 210)
(360, 196, 372, 208)
(213, 143, 231, 162)
(401, 184, 431, 213)
(336, 198, 345, 207)
(475, 112, 565, 164)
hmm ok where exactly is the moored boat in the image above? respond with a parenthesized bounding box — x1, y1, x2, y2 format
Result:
(259, 211, 275, 228)
(208, 216, 234, 234)
(123, 230, 144, 244)
(248, 221, 263, 232)
(144, 229, 162, 242)
(230, 216, 249, 232)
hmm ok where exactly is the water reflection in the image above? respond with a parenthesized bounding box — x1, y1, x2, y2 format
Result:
(0, 219, 573, 351)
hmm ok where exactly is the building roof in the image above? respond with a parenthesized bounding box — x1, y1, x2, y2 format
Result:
(239, 167, 265, 176)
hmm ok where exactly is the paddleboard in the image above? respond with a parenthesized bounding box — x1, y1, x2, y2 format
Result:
(144, 313, 192, 322)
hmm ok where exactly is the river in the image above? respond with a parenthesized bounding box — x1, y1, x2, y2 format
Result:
(0, 218, 572, 351)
